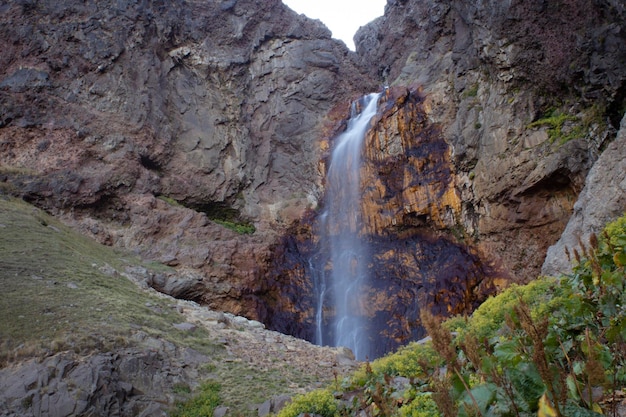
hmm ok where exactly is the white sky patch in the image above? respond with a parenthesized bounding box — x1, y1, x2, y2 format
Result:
(282, 0, 386, 51)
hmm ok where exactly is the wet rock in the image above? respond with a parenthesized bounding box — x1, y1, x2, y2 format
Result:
(260, 89, 502, 358)
(355, 0, 626, 283)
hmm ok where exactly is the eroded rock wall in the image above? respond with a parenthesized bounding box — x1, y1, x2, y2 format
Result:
(0, 0, 375, 315)
(355, 0, 626, 282)
(259, 89, 502, 357)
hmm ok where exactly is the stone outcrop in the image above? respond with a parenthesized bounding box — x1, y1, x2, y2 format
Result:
(355, 0, 626, 282)
(542, 114, 626, 275)
(0, 343, 208, 417)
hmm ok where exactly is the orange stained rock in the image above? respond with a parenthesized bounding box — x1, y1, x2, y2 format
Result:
(357, 87, 461, 236)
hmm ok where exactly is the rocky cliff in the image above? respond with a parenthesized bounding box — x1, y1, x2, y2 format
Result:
(0, 0, 375, 318)
(1, 0, 625, 371)
(355, 0, 626, 281)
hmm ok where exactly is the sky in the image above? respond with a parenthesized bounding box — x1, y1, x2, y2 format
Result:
(282, 0, 387, 51)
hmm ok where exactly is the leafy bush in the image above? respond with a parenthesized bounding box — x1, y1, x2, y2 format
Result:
(445, 277, 559, 343)
(276, 389, 338, 417)
(423, 214, 626, 417)
(398, 391, 440, 417)
(352, 342, 441, 384)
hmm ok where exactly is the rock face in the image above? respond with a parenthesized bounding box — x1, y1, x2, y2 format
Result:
(258, 88, 503, 358)
(355, 0, 626, 282)
(542, 114, 626, 275)
(1, 0, 625, 362)
(0, 0, 374, 315)
(0, 343, 207, 417)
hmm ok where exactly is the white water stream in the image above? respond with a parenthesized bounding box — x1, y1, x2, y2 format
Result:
(314, 92, 381, 360)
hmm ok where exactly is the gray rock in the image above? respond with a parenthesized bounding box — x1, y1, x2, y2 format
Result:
(0, 68, 50, 92)
(173, 322, 197, 332)
(257, 400, 272, 417)
(0, 345, 210, 417)
(271, 394, 292, 413)
(542, 114, 626, 276)
(213, 406, 230, 417)
(149, 270, 205, 301)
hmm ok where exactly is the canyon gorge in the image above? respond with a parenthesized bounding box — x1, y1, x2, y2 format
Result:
(1, 0, 626, 414)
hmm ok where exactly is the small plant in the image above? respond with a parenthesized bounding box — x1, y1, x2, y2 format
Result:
(276, 388, 338, 417)
(157, 195, 183, 207)
(171, 381, 221, 417)
(527, 110, 581, 144)
(212, 218, 256, 235)
(462, 84, 479, 99)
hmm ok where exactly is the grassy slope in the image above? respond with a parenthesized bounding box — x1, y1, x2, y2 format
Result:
(0, 196, 323, 416)
(0, 196, 217, 360)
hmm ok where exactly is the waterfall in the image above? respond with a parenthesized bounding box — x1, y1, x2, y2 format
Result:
(314, 92, 381, 360)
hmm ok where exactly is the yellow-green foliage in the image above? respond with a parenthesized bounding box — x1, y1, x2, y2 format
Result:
(603, 213, 626, 250)
(276, 389, 338, 417)
(171, 381, 221, 417)
(352, 342, 441, 384)
(446, 277, 559, 342)
(398, 392, 440, 417)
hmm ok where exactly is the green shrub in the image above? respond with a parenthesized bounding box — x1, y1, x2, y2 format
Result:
(276, 389, 338, 417)
(447, 277, 559, 343)
(423, 214, 626, 417)
(352, 342, 441, 385)
(171, 381, 221, 417)
(398, 392, 440, 417)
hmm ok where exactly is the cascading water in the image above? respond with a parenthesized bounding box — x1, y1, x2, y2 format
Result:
(313, 92, 381, 360)
(262, 87, 499, 361)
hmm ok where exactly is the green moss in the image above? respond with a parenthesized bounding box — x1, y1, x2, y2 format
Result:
(157, 195, 183, 207)
(462, 84, 479, 99)
(527, 110, 579, 144)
